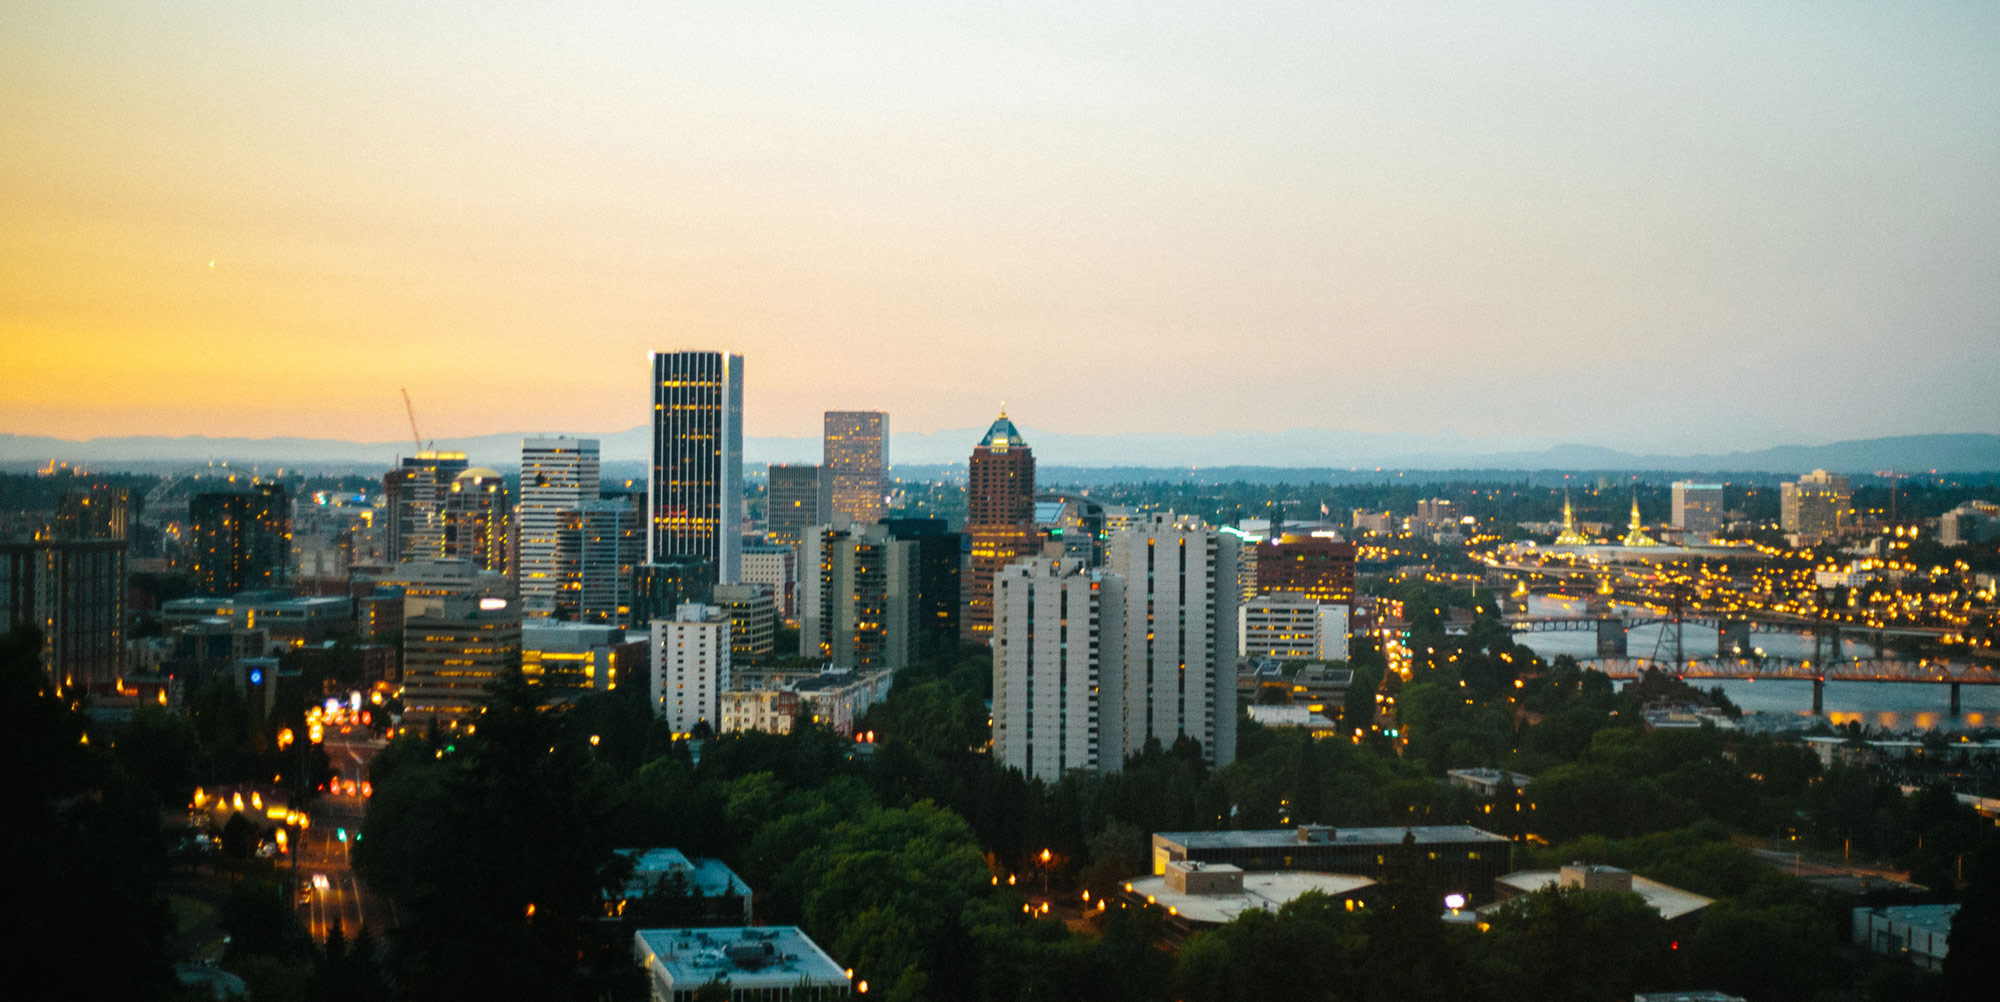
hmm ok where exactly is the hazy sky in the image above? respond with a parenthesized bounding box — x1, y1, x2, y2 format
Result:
(4, 2, 1997, 453)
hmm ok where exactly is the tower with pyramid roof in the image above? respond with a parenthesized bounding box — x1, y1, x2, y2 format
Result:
(964, 411, 1037, 643)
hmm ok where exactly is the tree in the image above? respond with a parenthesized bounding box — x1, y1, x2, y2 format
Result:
(0, 625, 172, 1000)
(1942, 836, 2000, 1002)
(1476, 884, 1675, 1002)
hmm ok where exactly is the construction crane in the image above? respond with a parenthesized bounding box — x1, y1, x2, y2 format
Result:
(401, 388, 431, 455)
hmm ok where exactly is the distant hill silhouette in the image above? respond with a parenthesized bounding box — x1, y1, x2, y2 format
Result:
(3, 429, 1995, 475)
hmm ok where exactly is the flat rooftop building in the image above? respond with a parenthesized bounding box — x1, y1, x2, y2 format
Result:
(1122, 860, 1374, 930)
(633, 926, 850, 1002)
(1488, 865, 1712, 924)
(610, 848, 752, 925)
(1152, 825, 1512, 903)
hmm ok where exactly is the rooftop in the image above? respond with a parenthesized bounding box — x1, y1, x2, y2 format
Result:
(1490, 869, 1713, 921)
(634, 927, 848, 991)
(1856, 903, 1960, 937)
(1157, 825, 1512, 851)
(978, 412, 1029, 452)
(613, 848, 751, 901)
(1123, 870, 1374, 926)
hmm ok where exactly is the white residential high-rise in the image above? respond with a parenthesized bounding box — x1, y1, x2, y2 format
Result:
(991, 558, 1124, 782)
(1671, 482, 1725, 539)
(517, 437, 600, 616)
(650, 602, 731, 736)
(649, 351, 744, 584)
(1104, 512, 1241, 770)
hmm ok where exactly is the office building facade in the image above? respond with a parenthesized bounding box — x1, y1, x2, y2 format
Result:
(401, 596, 523, 729)
(824, 410, 888, 524)
(1253, 534, 1356, 605)
(711, 583, 776, 660)
(567, 494, 645, 623)
(1671, 482, 1725, 539)
(739, 542, 797, 621)
(649, 351, 743, 584)
(881, 517, 962, 654)
(1781, 470, 1852, 538)
(518, 437, 601, 616)
(1239, 595, 1349, 661)
(765, 464, 825, 545)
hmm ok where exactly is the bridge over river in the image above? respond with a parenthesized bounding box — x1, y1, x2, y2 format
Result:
(1577, 656, 2000, 715)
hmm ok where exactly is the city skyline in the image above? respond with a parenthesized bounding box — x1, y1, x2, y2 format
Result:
(5, 4, 1998, 453)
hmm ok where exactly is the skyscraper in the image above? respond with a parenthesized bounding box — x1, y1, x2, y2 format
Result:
(964, 412, 1035, 644)
(188, 484, 290, 596)
(517, 437, 600, 616)
(823, 410, 888, 524)
(650, 351, 744, 585)
(1104, 513, 1240, 770)
(383, 451, 469, 562)
(766, 464, 825, 545)
(443, 467, 510, 572)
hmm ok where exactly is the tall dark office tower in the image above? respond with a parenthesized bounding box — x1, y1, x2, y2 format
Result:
(188, 484, 290, 596)
(882, 517, 964, 655)
(766, 464, 825, 545)
(649, 351, 744, 584)
(963, 412, 1035, 644)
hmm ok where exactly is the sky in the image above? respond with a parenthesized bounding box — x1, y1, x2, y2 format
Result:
(4, 2, 1997, 455)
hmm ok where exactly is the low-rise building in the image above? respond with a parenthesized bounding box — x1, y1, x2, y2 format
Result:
(609, 848, 752, 926)
(1151, 825, 1512, 904)
(1488, 864, 1711, 927)
(1447, 768, 1533, 799)
(1246, 705, 1341, 738)
(161, 592, 352, 646)
(522, 621, 647, 692)
(633, 926, 851, 1002)
(1852, 903, 1957, 972)
(1121, 860, 1373, 932)
(720, 668, 893, 737)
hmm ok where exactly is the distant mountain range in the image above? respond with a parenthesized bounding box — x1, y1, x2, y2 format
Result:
(3, 429, 1996, 476)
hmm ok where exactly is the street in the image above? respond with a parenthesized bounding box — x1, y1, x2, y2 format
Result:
(293, 731, 393, 944)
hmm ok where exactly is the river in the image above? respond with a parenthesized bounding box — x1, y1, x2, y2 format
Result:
(1510, 596, 1999, 731)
